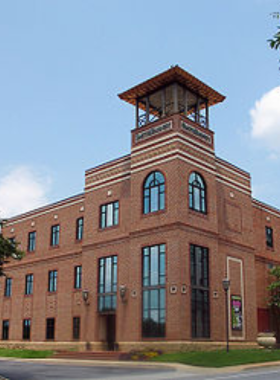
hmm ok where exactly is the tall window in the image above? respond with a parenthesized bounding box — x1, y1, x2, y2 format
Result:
(4, 278, 12, 297)
(266, 226, 273, 248)
(22, 319, 31, 340)
(143, 171, 165, 214)
(76, 218, 84, 240)
(74, 266, 82, 289)
(2, 320, 9, 340)
(28, 231, 36, 252)
(189, 172, 207, 213)
(46, 318, 55, 340)
(190, 244, 210, 338)
(98, 256, 117, 312)
(48, 270, 57, 292)
(100, 202, 119, 229)
(142, 244, 166, 338)
(73, 317, 80, 340)
(50, 225, 60, 246)
(25, 274, 33, 295)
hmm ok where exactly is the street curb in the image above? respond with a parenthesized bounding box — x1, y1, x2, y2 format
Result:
(0, 357, 280, 374)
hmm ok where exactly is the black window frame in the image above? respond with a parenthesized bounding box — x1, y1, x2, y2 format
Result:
(27, 231, 36, 252)
(266, 226, 274, 248)
(2, 320, 9, 340)
(73, 317, 80, 340)
(4, 277, 12, 297)
(22, 319, 31, 340)
(143, 171, 165, 214)
(76, 217, 84, 241)
(25, 274, 34, 295)
(74, 266, 82, 289)
(142, 244, 166, 338)
(46, 318, 55, 340)
(190, 244, 210, 339)
(189, 172, 207, 214)
(48, 270, 57, 293)
(100, 201, 119, 229)
(50, 224, 60, 247)
(98, 256, 118, 313)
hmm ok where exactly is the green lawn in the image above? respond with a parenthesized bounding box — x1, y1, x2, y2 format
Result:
(0, 348, 53, 359)
(151, 349, 280, 367)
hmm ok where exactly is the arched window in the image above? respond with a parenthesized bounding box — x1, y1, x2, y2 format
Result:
(189, 172, 207, 213)
(143, 171, 165, 214)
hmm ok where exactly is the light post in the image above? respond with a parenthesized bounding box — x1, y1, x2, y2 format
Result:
(222, 278, 230, 353)
(82, 289, 90, 350)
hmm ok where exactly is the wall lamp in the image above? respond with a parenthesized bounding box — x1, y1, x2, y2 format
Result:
(82, 289, 90, 305)
(119, 285, 127, 303)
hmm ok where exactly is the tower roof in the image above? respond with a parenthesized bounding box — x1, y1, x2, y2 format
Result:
(118, 65, 225, 107)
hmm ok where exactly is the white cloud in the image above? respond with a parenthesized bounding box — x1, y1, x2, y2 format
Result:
(250, 87, 280, 151)
(0, 166, 51, 218)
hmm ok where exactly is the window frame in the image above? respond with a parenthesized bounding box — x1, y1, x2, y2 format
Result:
(27, 231, 36, 252)
(190, 244, 210, 339)
(25, 274, 34, 296)
(98, 255, 118, 313)
(50, 224, 60, 247)
(2, 320, 9, 340)
(48, 270, 58, 293)
(265, 226, 274, 248)
(100, 201, 119, 229)
(188, 172, 207, 214)
(74, 266, 82, 290)
(73, 316, 80, 340)
(76, 217, 84, 241)
(22, 319, 31, 340)
(4, 277, 12, 297)
(142, 243, 166, 338)
(46, 318, 55, 340)
(143, 171, 165, 215)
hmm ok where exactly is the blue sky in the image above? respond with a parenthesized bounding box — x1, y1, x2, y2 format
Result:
(0, 0, 280, 217)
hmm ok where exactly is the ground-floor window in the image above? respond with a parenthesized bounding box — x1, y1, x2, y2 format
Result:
(46, 318, 55, 340)
(142, 244, 166, 338)
(190, 244, 210, 338)
(2, 320, 9, 340)
(98, 256, 118, 313)
(22, 319, 31, 340)
(73, 317, 80, 340)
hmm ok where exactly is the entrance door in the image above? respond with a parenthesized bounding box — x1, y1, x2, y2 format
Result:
(106, 315, 116, 351)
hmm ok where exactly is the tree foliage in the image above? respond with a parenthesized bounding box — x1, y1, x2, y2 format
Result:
(0, 235, 24, 277)
(268, 266, 280, 308)
(268, 12, 280, 51)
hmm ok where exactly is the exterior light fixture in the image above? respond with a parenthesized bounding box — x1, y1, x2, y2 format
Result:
(222, 278, 230, 352)
(82, 289, 89, 305)
(119, 285, 127, 303)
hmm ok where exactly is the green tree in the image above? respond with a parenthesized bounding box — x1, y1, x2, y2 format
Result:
(267, 266, 280, 341)
(268, 12, 280, 51)
(0, 222, 24, 277)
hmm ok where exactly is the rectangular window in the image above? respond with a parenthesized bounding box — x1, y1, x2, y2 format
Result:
(142, 244, 166, 338)
(73, 317, 80, 340)
(266, 226, 273, 248)
(28, 231, 36, 252)
(100, 201, 119, 229)
(98, 256, 118, 312)
(2, 320, 9, 340)
(48, 270, 57, 292)
(4, 278, 12, 297)
(190, 244, 210, 338)
(74, 266, 82, 289)
(25, 274, 33, 295)
(50, 225, 60, 246)
(22, 319, 31, 340)
(76, 217, 84, 240)
(46, 318, 55, 340)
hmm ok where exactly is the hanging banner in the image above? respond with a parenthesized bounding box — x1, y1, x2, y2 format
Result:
(231, 295, 243, 331)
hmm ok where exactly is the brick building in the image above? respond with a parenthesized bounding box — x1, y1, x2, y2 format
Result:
(0, 66, 278, 351)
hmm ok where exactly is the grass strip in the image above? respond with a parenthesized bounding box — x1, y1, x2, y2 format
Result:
(151, 349, 280, 367)
(0, 348, 53, 359)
